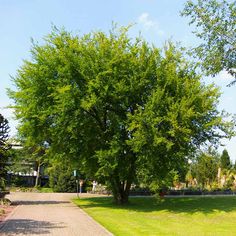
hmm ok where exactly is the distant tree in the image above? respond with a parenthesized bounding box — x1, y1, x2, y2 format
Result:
(220, 149, 231, 170)
(185, 169, 193, 187)
(8, 148, 30, 175)
(48, 160, 76, 192)
(182, 0, 236, 85)
(194, 151, 219, 188)
(9, 141, 48, 187)
(9, 27, 234, 204)
(0, 114, 10, 189)
(21, 144, 48, 187)
(0, 114, 9, 149)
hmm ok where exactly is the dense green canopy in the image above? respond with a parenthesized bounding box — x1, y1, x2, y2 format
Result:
(9, 27, 234, 203)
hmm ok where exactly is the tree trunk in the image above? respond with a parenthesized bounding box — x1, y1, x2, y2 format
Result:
(111, 152, 136, 204)
(35, 162, 41, 187)
(113, 181, 131, 204)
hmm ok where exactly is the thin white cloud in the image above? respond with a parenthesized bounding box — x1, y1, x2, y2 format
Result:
(205, 70, 235, 87)
(138, 12, 164, 36)
(138, 12, 156, 29)
(217, 70, 234, 81)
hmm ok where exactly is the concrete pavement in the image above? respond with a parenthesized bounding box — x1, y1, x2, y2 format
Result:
(0, 192, 112, 236)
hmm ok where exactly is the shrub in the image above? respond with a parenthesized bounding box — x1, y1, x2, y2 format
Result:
(49, 163, 76, 193)
(0, 178, 5, 191)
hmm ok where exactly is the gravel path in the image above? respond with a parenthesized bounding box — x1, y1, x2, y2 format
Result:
(0, 192, 112, 236)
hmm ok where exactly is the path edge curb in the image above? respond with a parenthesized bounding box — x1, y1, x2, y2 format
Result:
(71, 199, 113, 236)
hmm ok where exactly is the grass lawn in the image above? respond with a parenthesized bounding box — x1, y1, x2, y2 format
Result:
(73, 196, 236, 236)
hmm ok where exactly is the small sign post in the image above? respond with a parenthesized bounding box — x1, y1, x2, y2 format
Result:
(76, 180, 79, 197)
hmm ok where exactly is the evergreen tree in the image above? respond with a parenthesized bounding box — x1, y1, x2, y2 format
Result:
(220, 149, 231, 170)
(0, 113, 10, 189)
(195, 151, 219, 189)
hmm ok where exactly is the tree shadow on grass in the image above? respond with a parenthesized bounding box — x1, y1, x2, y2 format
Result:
(76, 196, 236, 215)
(0, 219, 65, 235)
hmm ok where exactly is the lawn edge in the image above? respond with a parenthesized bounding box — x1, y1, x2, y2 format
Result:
(72, 198, 114, 236)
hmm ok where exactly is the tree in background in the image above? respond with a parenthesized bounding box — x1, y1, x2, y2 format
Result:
(220, 149, 231, 170)
(0, 114, 9, 148)
(185, 169, 194, 188)
(29, 145, 47, 187)
(0, 114, 10, 189)
(48, 160, 77, 192)
(182, 0, 236, 85)
(9, 27, 234, 204)
(193, 150, 219, 189)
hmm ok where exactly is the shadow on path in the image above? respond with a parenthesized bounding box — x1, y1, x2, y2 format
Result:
(1, 219, 65, 235)
(13, 200, 70, 205)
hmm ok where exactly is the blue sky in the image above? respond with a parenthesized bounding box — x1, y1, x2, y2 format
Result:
(0, 0, 235, 159)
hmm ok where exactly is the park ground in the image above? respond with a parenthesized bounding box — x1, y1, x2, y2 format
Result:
(74, 195, 236, 236)
(1, 192, 236, 235)
(0, 192, 112, 236)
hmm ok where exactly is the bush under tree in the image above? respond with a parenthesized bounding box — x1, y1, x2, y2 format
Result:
(49, 161, 76, 192)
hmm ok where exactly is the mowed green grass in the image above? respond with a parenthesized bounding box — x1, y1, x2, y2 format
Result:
(73, 196, 236, 236)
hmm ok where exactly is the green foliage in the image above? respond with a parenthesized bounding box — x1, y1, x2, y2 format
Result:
(9, 26, 234, 203)
(182, 0, 236, 85)
(49, 161, 76, 192)
(146, 170, 180, 193)
(193, 150, 219, 188)
(8, 148, 34, 174)
(36, 187, 53, 193)
(0, 178, 5, 191)
(185, 169, 193, 182)
(220, 149, 231, 170)
(0, 114, 10, 190)
(9, 145, 47, 187)
(225, 174, 235, 189)
(0, 198, 11, 206)
(0, 114, 9, 149)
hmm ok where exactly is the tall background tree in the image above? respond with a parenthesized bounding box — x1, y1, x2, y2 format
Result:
(192, 149, 219, 189)
(220, 149, 231, 170)
(0, 113, 10, 190)
(182, 0, 236, 85)
(9, 27, 234, 204)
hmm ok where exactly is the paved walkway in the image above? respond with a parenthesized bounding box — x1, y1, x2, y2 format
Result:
(0, 192, 112, 236)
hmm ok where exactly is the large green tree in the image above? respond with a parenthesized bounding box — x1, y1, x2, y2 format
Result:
(182, 0, 236, 85)
(9, 27, 234, 203)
